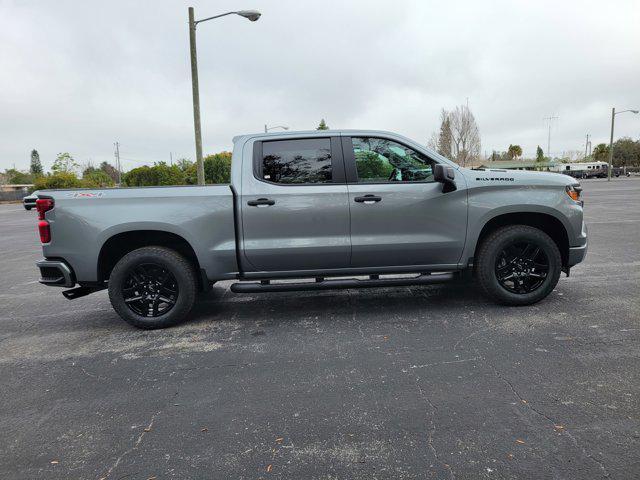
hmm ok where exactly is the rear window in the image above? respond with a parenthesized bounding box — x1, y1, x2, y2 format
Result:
(261, 138, 332, 184)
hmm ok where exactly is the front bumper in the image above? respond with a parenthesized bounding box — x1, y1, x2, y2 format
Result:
(36, 259, 76, 287)
(568, 240, 588, 267)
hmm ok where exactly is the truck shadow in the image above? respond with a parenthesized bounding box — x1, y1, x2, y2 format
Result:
(188, 281, 489, 327)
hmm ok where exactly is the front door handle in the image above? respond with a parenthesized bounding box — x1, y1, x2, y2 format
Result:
(354, 195, 382, 204)
(247, 198, 276, 207)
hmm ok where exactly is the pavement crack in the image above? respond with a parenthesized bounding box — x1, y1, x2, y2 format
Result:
(453, 326, 490, 350)
(414, 379, 456, 480)
(488, 363, 555, 423)
(410, 356, 480, 370)
(101, 411, 159, 479)
(488, 363, 610, 479)
(563, 430, 610, 478)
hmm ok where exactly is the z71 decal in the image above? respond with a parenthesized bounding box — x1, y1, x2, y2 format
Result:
(66, 192, 105, 198)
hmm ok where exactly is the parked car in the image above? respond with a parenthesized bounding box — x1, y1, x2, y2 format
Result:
(32, 130, 587, 329)
(23, 193, 37, 210)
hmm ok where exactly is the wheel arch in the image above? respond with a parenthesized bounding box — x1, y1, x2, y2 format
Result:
(472, 211, 570, 267)
(97, 230, 206, 289)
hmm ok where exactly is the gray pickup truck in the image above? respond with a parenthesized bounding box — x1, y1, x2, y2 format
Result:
(33, 130, 587, 329)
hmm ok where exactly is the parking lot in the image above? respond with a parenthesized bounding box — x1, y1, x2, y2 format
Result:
(1, 178, 638, 479)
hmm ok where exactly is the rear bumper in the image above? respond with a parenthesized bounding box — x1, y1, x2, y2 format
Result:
(36, 259, 76, 287)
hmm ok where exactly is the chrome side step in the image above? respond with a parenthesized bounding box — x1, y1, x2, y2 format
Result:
(230, 272, 455, 294)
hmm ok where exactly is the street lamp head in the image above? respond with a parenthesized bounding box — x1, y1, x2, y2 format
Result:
(631, 110, 639, 114)
(237, 10, 261, 21)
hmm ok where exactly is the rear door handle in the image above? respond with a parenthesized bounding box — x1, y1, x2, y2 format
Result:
(247, 198, 276, 207)
(354, 195, 382, 204)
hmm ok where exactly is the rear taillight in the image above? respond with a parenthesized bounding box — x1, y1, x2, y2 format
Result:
(35, 198, 54, 243)
(36, 198, 54, 220)
(38, 220, 51, 243)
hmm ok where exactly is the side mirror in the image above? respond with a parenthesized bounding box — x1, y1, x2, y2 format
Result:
(433, 164, 456, 192)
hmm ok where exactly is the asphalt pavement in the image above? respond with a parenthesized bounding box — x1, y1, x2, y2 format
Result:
(1, 178, 639, 479)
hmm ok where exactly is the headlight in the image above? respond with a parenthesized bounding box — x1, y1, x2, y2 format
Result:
(566, 183, 582, 203)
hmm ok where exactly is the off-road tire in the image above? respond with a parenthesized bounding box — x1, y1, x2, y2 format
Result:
(476, 225, 562, 306)
(108, 246, 197, 329)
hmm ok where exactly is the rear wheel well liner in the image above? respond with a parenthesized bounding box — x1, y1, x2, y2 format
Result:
(98, 230, 205, 289)
(473, 212, 570, 267)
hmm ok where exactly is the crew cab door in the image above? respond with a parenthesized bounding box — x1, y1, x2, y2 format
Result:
(343, 136, 467, 268)
(240, 136, 351, 272)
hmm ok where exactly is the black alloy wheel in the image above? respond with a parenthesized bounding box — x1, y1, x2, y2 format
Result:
(476, 225, 562, 306)
(495, 242, 549, 294)
(121, 263, 179, 317)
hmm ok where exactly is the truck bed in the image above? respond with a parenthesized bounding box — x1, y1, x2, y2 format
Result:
(38, 185, 238, 283)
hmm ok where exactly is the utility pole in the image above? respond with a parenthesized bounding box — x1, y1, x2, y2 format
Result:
(114, 141, 121, 185)
(170, 151, 173, 166)
(188, 7, 205, 186)
(543, 115, 558, 158)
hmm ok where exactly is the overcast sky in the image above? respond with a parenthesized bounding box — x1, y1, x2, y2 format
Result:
(1, 0, 639, 171)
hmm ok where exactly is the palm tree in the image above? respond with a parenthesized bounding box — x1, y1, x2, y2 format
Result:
(507, 144, 523, 160)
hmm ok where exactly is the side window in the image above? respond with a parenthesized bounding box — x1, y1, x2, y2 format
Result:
(352, 137, 435, 183)
(261, 138, 332, 184)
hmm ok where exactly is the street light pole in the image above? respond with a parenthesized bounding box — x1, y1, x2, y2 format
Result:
(188, 7, 204, 186)
(187, 7, 261, 186)
(607, 108, 615, 181)
(607, 108, 639, 181)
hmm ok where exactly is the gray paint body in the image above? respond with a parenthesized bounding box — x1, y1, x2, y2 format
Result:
(37, 130, 587, 285)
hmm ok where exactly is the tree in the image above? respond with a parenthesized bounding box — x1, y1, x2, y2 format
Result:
(316, 119, 329, 130)
(448, 105, 481, 166)
(83, 169, 115, 187)
(592, 143, 609, 162)
(99, 161, 119, 183)
(4, 169, 34, 184)
(536, 146, 545, 162)
(427, 131, 438, 151)
(437, 109, 453, 158)
(507, 144, 522, 160)
(176, 158, 193, 172)
(203, 152, 232, 183)
(30, 149, 43, 176)
(123, 162, 185, 187)
(51, 152, 78, 173)
(612, 137, 640, 167)
(33, 172, 83, 190)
